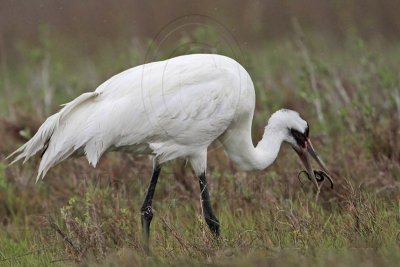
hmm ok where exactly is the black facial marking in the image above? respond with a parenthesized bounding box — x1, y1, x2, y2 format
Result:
(305, 122, 309, 138)
(290, 128, 307, 148)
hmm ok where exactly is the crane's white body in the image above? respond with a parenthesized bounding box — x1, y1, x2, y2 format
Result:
(10, 54, 307, 181)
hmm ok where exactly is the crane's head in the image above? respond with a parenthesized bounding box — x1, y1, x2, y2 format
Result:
(269, 109, 333, 190)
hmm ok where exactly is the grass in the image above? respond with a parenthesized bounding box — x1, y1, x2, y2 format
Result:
(0, 25, 399, 266)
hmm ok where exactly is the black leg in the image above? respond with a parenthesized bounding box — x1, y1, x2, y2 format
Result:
(141, 161, 161, 253)
(198, 172, 220, 236)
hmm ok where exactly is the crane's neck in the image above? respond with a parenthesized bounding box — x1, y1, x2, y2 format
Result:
(223, 125, 286, 171)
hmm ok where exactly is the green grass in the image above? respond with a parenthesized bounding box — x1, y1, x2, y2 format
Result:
(0, 183, 399, 266)
(0, 26, 399, 266)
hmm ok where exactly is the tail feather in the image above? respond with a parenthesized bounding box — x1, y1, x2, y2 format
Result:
(7, 92, 100, 181)
(7, 114, 58, 165)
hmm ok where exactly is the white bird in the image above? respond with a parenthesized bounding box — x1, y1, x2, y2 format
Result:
(8, 54, 332, 250)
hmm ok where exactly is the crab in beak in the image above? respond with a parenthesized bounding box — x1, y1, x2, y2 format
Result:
(291, 136, 334, 190)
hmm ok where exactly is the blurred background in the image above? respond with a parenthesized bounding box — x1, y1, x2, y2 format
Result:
(0, 1, 399, 266)
(2, 0, 400, 50)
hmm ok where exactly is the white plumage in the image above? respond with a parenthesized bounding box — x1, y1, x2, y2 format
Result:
(8, 53, 334, 249)
(8, 54, 329, 186)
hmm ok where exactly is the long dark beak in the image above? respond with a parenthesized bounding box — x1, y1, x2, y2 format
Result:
(292, 139, 334, 190)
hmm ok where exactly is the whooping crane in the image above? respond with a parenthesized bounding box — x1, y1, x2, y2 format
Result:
(8, 54, 332, 251)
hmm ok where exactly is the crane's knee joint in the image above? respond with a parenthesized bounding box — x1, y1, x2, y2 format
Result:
(141, 206, 153, 222)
